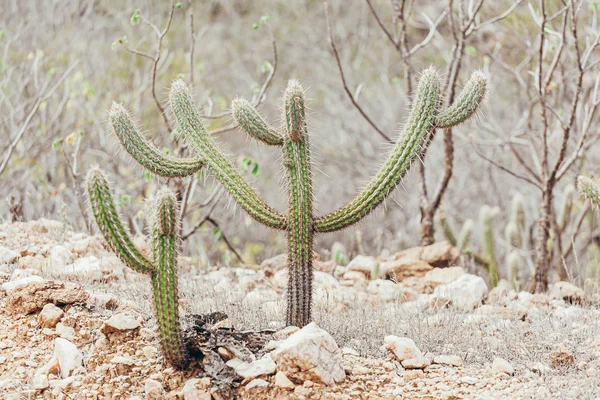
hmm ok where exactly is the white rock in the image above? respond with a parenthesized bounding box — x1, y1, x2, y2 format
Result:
(433, 355, 463, 367)
(342, 270, 368, 284)
(38, 304, 64, 328)
(384, 336, 422, 361)
(246, 378, 269, 390)
(433, 274, 488, 310)
(62, 256, 102, 279)
(56, 323, 75, 340)
(54, 338, 83, 378)
(274, 371, 295, 389)
(342, 347, 360, 356)
(367, 280, 402, 302)
(314, 271, 340, 288)
(86, 292, 119, 310)
(100, 313, 141, 334)
(274, 326, 300, 340)
(144, 378, 163, 399)
(271, 322, 345, 385)
(49, 246, 73, 267)
(347, 255, 379, 278)
(0, 246, 19, 264)
(461, 376, 478, 385)
(182, 377, 211, 400)
(492, 357, 514, 375)
(1, 276, 45, 292)
(234, 355, 277, 379)
(424, 267, 465, 287)
(32, 357, 59, 390)
(550, 281, 586, 304)
(243, 289, 279, 307)
(401, 356, 431, 369)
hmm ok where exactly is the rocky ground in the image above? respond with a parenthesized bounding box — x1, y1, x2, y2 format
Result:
(1, 219, 600, 399)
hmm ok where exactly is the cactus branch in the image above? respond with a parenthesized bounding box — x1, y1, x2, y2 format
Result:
(169, 80, 287, 230)
(109, 103, 205, 177)
(231, 98, 283, 146)
(314, 68, 442, 232)
(86, 168, 154, 274)
(577, 176, 600, 208)
(434, 71, 487, 128)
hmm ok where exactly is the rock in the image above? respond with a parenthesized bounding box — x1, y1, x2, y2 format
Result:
(424, 267, 465, 287)
(342, 270, 368, 284)
(38, 303, 64, 328)
(392, 241, 459, 268)
(550, 282, 586, 305)
(384, 336, 422, 362)
(144, 378, 164, 399)
(492, 357, 514, 375)
(461, 376, 478, 385)
(86, 292, 119, 310)
(433, 274, 488, 310)
(54, 338, 83, 378)
(2, 275, 46, 292)
(274, 326, 300, 340)
(61, 256, 102, 280)
(275, 371, 295, 389)
(401, 357, 431, 369)
(6, 280, 89, 314)
(342, 347, 359, 356)
(56, 323, 75, 340)
(549, 346, 575, 368)
(260, 253, 287, 271)
(347, 255, 380, 279)
(49, 245, 73, 267)
(100, 313, 141, 334)
(243, 289, 279, 307)
(234, 355, 277, 379)
(0, 246, 19, 264)
(182, 377, 212, 400)
(32, 357, 60, 390)
(380, 259, 433, 281)
(314, 271, 340, 288)
(271, 322, 345, 385)
(367, 280, 402, 302)
(246, 378, 269, 390)
(433, 355, 463, 367)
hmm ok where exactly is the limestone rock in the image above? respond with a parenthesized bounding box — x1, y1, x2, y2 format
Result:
(384, 336, 422, 362)
(274, 371, 295, 390)
(234, 355, 277, 379)
(271, 322, 345, 385)
(550, 282, 586, 305)
(347, 255, 379, 279)
(182, 377, 212, 400)
(492, 357, 514, 375)
(367, 279, 403, 302)
(401, 356, 431, 369)
(392, 241, 459, 268)
(2, 275, 46, 292)
(6, 280, 89, 314)
(54, 338, 83, 378)
(433, 274, 488, 310)
(38, 303, 64, 328)
(246, 378, 269, 390)
(433, 355, 463, 367)
(0, 246, 19, 264)
(424, 267, 465, 288)
(100, 313, 141, 334)
(381, 259, 433, 281)
(49, 245, 73, 267)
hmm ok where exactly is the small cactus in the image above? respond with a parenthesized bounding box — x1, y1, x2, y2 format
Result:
(506, 251, 521, 290)
(457, 219, 474, 253)
(92, 67, 486, 330)
(578, 176, 600, 208)
(86, 169, 187, 369)
(480, 205, 500, 287)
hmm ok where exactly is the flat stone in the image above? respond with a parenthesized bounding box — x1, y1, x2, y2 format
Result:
(492, 357, 514, 375)
(246, 378, 269, 390)
(384, 336, 422, 362)
(433, 355, 463, 367)
(401, 356, 431, 369)
(234, 355, 277, 379)
(100, 313, 141, 334)
(274, 371, 295, 390)
(38, 304, 64, 328)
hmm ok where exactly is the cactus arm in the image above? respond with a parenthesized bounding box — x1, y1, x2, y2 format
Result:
(480, 205, 499, 287)
(231, 99, 283, 146)
(109, 103, 205, 178)
(281, 81, 314, 327)
(314, 68, 442, 233)
(578, 176, 600, 208)
(148, 191, 188, 369)
(86, 168, 155, 274)
(434, 71, 487, 129)
(169, 80, 287, 230)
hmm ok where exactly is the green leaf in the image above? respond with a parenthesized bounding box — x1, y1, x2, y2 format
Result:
(116, 194, 133, 208)
(144, 171, 154, 182)
(131, 9, 140, 25)
(251, 163, 260, 176)
(51, 138, 63, 150)
(176, 2, 182, 8)
(259, 15, 271, 23)
(465, 45, 477, 56)
(262, 60, 272, 74)
(592, 1, 600, 10)
(252, 23, 259, 30)
(213, 227, 223, 240)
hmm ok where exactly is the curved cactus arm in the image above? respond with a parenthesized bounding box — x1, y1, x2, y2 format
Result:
(314, 67, 442, 233)
(148, 191, 188, 369)
(231, 98, 283, 146)
(109, 103, 206, 178)
(577, 176, 600, 208)
(281, 80, 314, 327)
(86, 168, 155, 274)
(169, 80, 287, 230)
(434, 71, 487, 129)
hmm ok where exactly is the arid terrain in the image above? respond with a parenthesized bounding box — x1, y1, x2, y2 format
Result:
(1, 219, 599, 399)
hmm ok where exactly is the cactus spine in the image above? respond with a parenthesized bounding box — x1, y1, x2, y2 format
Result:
(94, 67, 486, 329)
(86, 169, 187, 369)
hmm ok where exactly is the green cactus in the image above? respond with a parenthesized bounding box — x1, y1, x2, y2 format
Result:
(86, 169, 187, 369)
(480, 205, 500, 287)
(98, 67, 485, 328)
(578, 176, 600, 208)
(506, 251, 521, 290)
(457, 219, 474, 253)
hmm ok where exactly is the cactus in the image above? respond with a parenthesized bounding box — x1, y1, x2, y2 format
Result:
(86, 169, 187, 369)
(98, 67, 486, 328)
(480, 205, 500, 287)
(506, 251, 521, 290)
(457, 219, 474, 253)
(578, 176, 600, 208)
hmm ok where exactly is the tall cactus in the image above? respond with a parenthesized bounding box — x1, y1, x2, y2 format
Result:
(480, 205, 500, 287)
(96, 67, 486, 328)
(86, 169, 187, 369)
